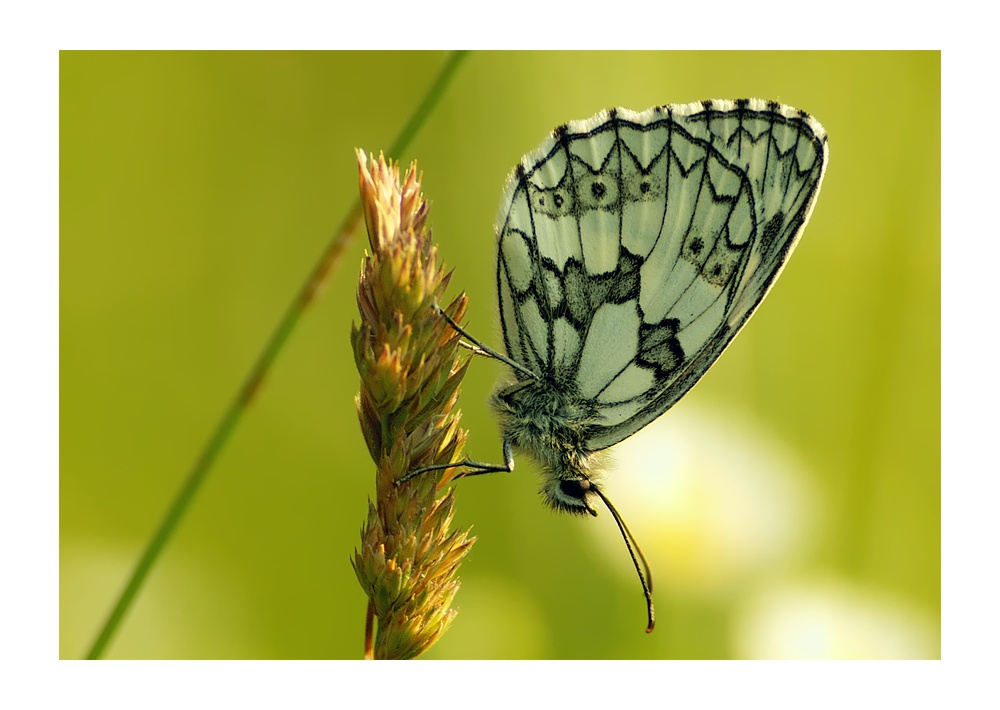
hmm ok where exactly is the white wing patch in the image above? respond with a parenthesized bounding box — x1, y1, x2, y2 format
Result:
(576, 302, 640, 399)
(494, 99, 827, 451)
(598, 363, 656, 404)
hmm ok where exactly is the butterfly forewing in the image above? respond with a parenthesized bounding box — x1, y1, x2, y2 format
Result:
(495, 99, 827, 451)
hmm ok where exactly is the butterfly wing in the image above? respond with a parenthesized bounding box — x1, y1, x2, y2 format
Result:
(495, 99, 828, 451)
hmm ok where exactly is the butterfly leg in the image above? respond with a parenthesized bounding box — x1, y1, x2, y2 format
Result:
(458, 341, 493, 359)
(396, 439, 515, 485)
(433, 304, 538, 381)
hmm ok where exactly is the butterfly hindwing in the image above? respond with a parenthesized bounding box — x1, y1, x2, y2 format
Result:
(495, 99, 828, 451)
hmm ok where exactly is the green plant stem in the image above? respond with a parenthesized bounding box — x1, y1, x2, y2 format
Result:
(84, 50, 470, 660)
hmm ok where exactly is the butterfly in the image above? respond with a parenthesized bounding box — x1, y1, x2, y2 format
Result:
(415, 99, 827, 631)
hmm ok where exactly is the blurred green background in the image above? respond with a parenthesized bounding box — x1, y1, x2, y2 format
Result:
(60, 51, 940, 659)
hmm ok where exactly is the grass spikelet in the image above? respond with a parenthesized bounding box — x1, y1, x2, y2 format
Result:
(350, 150, 475, 660)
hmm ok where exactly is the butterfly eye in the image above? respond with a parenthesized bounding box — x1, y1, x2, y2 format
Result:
(558, 478, 591, 501)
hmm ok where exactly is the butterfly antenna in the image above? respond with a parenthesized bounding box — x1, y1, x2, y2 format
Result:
(592, 485, 655, 633)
